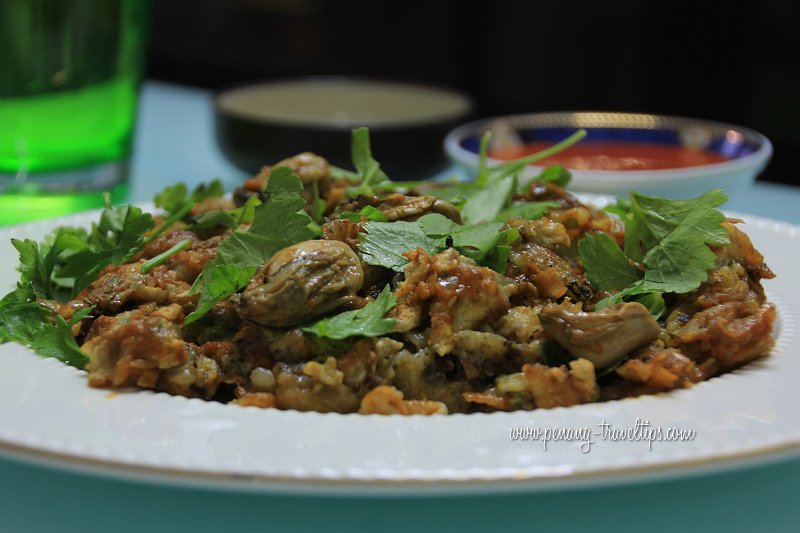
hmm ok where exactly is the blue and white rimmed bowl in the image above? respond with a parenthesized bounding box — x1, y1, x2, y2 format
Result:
(444, 111, 772, 199)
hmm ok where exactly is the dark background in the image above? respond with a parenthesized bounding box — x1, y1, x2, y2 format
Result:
(145, 0, 800, 185)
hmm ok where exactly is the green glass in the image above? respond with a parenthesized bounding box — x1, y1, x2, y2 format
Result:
(0, 0, 148, 226)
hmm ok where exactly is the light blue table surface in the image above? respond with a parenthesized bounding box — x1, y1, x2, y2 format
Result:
(2, 82, 799, 532)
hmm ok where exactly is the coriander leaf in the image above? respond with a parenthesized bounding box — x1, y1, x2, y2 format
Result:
(329, 165, 359, 180)
(639, 238, 718, 294)
(188, 195, 259, 232)
(541, 339, 574, 367)
(302, 285, 397, 340)
(50, 226, 90, 285)
(141, 238, 192, 274)
(596, 357, 628, 378)
(460, 175, 516, 225)
(0, 293, 89, 368)
(68, 305, 95, 326)
(417, 213, 458, 237)
(352, 127, 390, 185)
(497, 227, 521, 246)
(425, 182, 478, 204)
(578, 233, 642, 290)
(154, 183, 187, 214)
(154, 179, 224, 216)
(476, 129, 587, 186)
(536, 165, 572, 187)
(12, 238, 58, 300)
(428, 132, 585, 228)
(494, 200, 560, 222)
(595, 281, 661, 311)
(336, 212, 362, 223)
(450, 221, 507, 263)
(482, 245, 512, 273)
(263, 168, 305, 197)
(348, 127, 391, 197)
(337, 205, 389, 223)
(142, 202, 194, 249)
(58, 204, 155, 295)
(514, 164, 573, 192)
(191, 210, 238, 231)
(582, 189, 730, 317)
(624, 189, 728, 260)
(232, 195, 261, 225)
(310, 181, 326, 224)
(474, 131, 493, 187)
(427, 213, 519, 267)
(191, 179, 225, 203)
(185, 265, 255, 324)
(359, 214, 519, 273)
(628, 190, 729, 293)
(51, 225, 89, 253)
(358, 206, 389, 222)
(359, 220, 440, 272)
(454, 225, 518, 268)
(186, 167, 314, 324)
(373, 179, 434, 192)
(56, 250, 111, 296)
(8, 226, 89, 303)
(207, 168, 313, 271)
(307, 219, 323, 237)
(603, 197, 632, 218)
(630, 291, 666, 318)
(94, 203, 155, 259)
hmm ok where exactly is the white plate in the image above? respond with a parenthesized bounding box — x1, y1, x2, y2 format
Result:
(0, 201, 798, 495)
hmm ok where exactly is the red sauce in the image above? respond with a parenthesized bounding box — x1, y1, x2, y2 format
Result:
(490, 141, 729, 171)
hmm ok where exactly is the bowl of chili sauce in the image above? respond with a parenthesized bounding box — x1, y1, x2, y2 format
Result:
(444, 112, 772, 199)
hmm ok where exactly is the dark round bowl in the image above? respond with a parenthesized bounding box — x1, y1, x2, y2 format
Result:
(214, 77, 474, 179)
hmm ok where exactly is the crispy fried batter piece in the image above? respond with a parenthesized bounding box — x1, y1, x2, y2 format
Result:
(601, 343, 704, 400)
(76, 262, 194, 314)
(391, 248, 518, 355)
(359, 385, 448, 415)
(272, 358, 361, 413)
(667, 260, 776, 372)
(232, 392, 276, 408)
(505, 216, 593, 301)
(523, 358, 599, 409)
(83, 304, 222, 399)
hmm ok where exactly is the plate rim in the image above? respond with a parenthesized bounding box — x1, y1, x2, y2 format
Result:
(0, 433, 797, 496)
(1, 198, 798, 495)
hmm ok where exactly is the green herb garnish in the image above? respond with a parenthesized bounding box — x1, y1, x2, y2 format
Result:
(346, 127, 392, 198)
(310, 181, 326, 224)
(541, 339, 574, 367)
(140, 238, 192, 274)
(359, 213, 519, 273)
(154, 179, 224, 216)
(56, 202, 157, 295)
(428, 131, 585, 224)
(358, 220, 440, 272)
(578, 189, 729, 315)
(493, 200, 561, 223)
(0, 191, 199, 365)
(0, 288, 89, 369)
(302, 285, 397, 340)
(185, 167, 314, 324)
(336, 205, 389, 223)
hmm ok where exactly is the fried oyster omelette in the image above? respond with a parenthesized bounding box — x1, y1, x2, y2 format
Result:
(1, 142, 776, 415)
